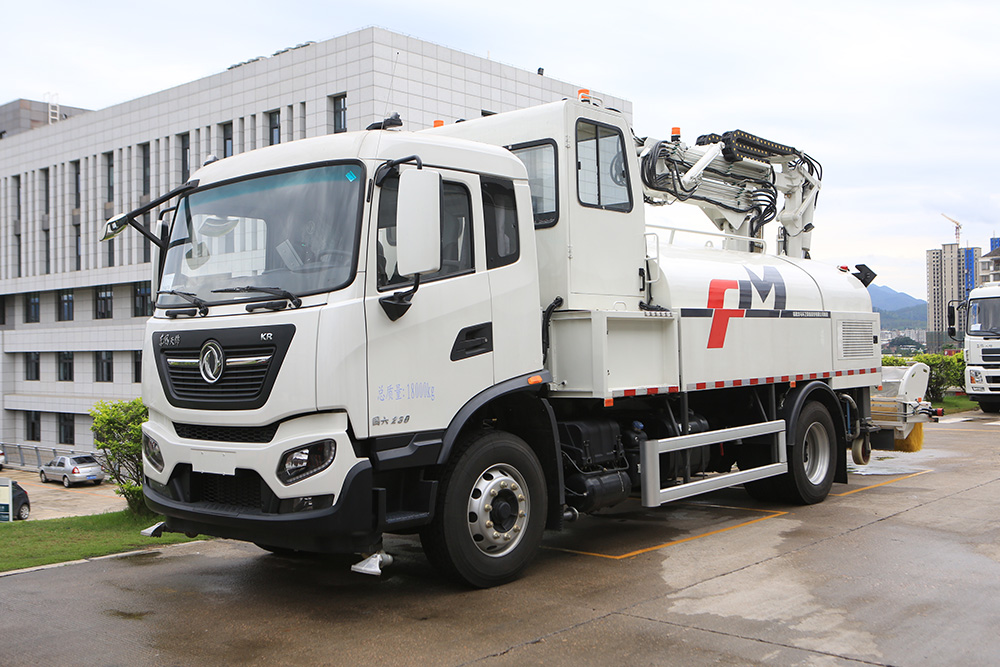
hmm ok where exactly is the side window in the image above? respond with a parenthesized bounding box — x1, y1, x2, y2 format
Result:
(510, 140, 558, 228)
(376, 174, 474, 289)
(576, 119, 631, 212)
(482, 177, 519, 269)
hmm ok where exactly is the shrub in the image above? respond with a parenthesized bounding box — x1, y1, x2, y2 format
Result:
(881, 355, 908, 367)
(911, 353, 965, 402)
(90, 398, 150, 514)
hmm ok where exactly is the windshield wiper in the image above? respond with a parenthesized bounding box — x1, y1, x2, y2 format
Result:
(212, 286, 302, 308)
(157, 290, 209, 317)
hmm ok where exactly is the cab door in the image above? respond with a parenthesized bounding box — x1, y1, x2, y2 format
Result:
(364, 168, 493, 438)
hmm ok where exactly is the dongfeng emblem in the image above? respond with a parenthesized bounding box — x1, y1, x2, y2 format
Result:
(199, 340, 225, 384)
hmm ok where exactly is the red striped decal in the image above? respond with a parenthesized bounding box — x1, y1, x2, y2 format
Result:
(781, 376, 790, 382)
(733, 379, 743, 387)
(796, 375, 804, 381)
(696, 382, 707, 390)
(871, 368, 878, 373)
(624, 389, 636, 397)
(822, 372, 831, 378)
(715, 381, 726, 388)
(836, 371, 843, 377)
(669, 386, 680, 393)
(809, 373, 817, 379)
(647, 387, 659, 395)
(847, 370, 855, 375)
(766, 377, 775, 383)
(750, 378, 760, 385)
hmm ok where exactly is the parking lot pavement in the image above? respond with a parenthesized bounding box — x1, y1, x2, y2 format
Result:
(0, 468, 126, 520)
(1, 411, 999, 665)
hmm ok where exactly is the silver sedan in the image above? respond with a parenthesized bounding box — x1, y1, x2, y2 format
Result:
(39, 454, 106, 487)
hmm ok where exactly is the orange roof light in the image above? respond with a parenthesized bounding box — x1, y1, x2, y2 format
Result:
(433, 120, 444, 127)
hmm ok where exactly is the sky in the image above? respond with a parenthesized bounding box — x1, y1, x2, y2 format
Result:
(3, 0, 998, 298)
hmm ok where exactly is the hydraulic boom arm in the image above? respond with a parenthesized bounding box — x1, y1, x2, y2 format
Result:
(638, 129, 822, 258)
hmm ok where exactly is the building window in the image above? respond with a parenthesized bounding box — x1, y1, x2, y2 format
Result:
(105, 152, 115, 202)
(268, 111, 281, 146)
(107, 235, 115, 267)
(0, 295, 5, 325)
(13, 174, 21, 221)
(42, 168, 51, 215)
(94, 285, 114, 319)
(25, 411, 41, 442)
(95, 351, 114, 382)
(24, 292, 40, 323)
(133, 281, 152, 317)
(74, 224, 82, 271)
(141, 143, 151, 196)
(57, 290, 74, 321)
(58, 413, 75, 445)
(58, 352, 74, 381)
(222, 122, 234, 157)
(180, 133, 191, 182)
(25, 352, 40, 381)
(43, 229, 51, 274)
(14, 233, 21, 277)
(330, 94, 347, 133)
(142, 213, 151, 263)
(72, 161, 82, 209)
(133, 350, 143, 383)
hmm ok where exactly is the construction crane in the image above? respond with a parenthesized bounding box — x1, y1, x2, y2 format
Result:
(942, 213, 962, 245)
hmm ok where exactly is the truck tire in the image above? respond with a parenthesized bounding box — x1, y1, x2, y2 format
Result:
(980, 401, 1000, 414)
(420, 430, 547, 588)
(776, 401, 837, 504)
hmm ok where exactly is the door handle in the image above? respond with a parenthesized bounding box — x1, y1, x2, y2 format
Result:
(450, 323, 493, 361)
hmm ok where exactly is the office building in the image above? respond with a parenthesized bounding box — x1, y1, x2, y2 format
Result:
(926, 242, 981, 351)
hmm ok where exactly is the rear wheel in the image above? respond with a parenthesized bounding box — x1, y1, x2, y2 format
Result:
(63, 476, 72, 488)
(421, 430, 547, 588)
(16, 503, 29, 520)
(776, 401, 837, 504)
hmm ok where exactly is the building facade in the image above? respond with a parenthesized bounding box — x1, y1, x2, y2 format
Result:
(0, 27, 631, 449)
(926, 242, 982, 352)
(979, 238, 1000, 285)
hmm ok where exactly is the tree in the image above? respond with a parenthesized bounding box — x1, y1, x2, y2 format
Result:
(90, 398, 149, 514)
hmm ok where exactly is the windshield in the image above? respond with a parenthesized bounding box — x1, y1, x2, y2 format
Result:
(968, 297, 1000, 336)
(158, 163, 363, 308)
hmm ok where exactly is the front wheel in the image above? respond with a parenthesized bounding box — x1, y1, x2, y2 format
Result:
(980, 401, 1000, 414)
(40, 471, 47, 483)
(776, 401, 837, 504)
(421, 431, 547, 588)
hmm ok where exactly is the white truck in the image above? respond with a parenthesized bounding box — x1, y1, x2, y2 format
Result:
(104, 95, 881, 587)
(950, 282, 1000, 413)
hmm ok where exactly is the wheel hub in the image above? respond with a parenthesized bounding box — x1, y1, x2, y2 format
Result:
(467, 464, 530, 557)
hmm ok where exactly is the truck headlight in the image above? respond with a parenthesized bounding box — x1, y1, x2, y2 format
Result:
(142, 434, 165, 472)
(277, 440, 336, 485)
(970, 369, 985, 385)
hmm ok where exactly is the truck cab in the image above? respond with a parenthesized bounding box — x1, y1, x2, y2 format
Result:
(957, 282, 1000, 413)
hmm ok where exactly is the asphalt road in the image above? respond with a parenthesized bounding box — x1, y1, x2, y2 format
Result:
(2, 412, 999, 666)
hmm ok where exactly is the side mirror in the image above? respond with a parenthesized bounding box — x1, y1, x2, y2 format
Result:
(101, 213, 131, 242)
(395, 169, 441, 278)
(947, 305, 956, 327)
(948, 326, 957, 338)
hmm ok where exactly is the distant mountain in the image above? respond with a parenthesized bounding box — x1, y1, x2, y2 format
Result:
(876, 304, 926, 330)
(868, 284, 926, 312)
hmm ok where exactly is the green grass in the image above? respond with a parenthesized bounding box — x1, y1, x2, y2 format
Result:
(0, 511, 200, 573)
(933, 394, 978, 414)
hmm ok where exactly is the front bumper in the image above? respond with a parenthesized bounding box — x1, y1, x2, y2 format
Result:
(142, 411, 381, 553)
(144, 460, 380, 553)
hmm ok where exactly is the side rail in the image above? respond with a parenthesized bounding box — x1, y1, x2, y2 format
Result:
(640, 419, 787, 506)
(0, 443, 104, 471)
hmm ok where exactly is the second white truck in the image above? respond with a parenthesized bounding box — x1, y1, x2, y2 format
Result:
(951, 282, 1000, 413)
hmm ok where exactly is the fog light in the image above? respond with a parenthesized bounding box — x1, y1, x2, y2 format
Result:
(277, 440, 336, 485)
(142, 434, 164, 472)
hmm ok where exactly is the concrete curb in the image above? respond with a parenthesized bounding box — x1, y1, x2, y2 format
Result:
(0, 540, 208, 579)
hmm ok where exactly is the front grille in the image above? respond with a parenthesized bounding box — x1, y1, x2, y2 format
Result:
(174, 422, 279, 443)
(190, 469, 265, 512)
(840, 320, 875, 359)
(987, 376, 1000, 384)
(166, 344, 273, 401)
(983, 348, 1000, 363)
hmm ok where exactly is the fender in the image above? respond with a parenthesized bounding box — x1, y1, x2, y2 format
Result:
(782, 380, 848, 484)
